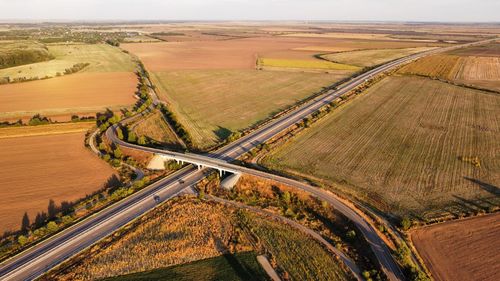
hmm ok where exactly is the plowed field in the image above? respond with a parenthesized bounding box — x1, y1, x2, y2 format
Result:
(412, 213, 500, 281)
(0, 131, 116, 232)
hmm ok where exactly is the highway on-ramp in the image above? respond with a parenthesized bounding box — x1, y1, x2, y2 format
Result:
(0, 38, 493, 281)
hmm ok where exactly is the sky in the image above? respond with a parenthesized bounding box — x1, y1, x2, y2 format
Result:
(0, 0, 499, 22)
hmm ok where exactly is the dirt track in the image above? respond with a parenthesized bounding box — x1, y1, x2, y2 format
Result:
(412, 213, 500, 281)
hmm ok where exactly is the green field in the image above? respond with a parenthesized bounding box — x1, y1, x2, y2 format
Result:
(244, 212, 353, 281)
(263, 76, 500, 219)
(0, 41, 53, 69)
(321, 47, 434, 67)
(258, 58, 360, 71)
(152, 69, 348, 149)
(0, 43, 136, 80)
(104, 252, 269, 281)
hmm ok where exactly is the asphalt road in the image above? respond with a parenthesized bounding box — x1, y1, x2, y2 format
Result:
(0, 38, 493, 281)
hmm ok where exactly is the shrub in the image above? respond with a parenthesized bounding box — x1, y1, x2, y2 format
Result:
(46, 221, 58, 233)
(17, 235, 28, 246)
(400, 217, 412, 230)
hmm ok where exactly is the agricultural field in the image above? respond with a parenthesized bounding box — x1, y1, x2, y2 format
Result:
(152, 70, 346, 148)
(399, 42, 500, 91)
(0, 72, 137, 121)
(49, 198, 352, 281)
(258, 58, 360, 72)
(0, 126, 116, 232)
(0, 43, 136, 80)
(104, 252, 268, 281)
(412, 213, 500, 281)
(321, 47, 435, 67)
(131, 111, 181, 147)
(263, 76, 500, 218)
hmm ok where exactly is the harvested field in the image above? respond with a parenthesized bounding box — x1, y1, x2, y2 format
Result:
(449, 42, 500, 57)
(0, 122, 94, 139)
(412, 213, 500, 281)
(399, 54, 500, 91)
(322, 47, 435, 67)
(0, 72, 137, 120)
(122, 37, 442, 71)
(258, 58, 359, 71)
(0, 132, 116, 232)
(132, 111, 180, 147)
(152, 70, 346, 148)
(0, 43, 136, 80)
(263, 76, 500, 218)
(398, 54, 463, 80)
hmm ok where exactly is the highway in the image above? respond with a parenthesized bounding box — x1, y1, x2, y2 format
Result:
(0, 38, 493, 281)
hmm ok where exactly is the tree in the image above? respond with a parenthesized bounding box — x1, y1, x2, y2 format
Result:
(21, 212, 30, 232)
(138, 135, 147, 145)
(400, 217, 412, 231)
(346, 230, 357, 241)
(127, 131, 137, 143)
(47, 199, 57, 219)
(18, 235, 28, 246)
(116, 127, 124, 140)
(46, 221, 58, 233)
(113, 147, 123, 159)
(282, 191, 291, 205)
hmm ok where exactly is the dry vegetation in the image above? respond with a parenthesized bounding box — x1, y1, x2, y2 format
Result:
(152, 70, 345, 148)
(263, 76, 500, 219)
(52, 199, 251, 280)
(243, 212, 354, 281)
(322, 47, 435, 67)
(0, 131, 116, 232)
(50, 198, 352, 281)
(0, 72, 137, 121)
(412, 213, 500, 281)
(131, 111, 180, 147)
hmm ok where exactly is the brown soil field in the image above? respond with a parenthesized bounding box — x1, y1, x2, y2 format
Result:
(263, 76, 500, 218)
(412, 213, 500, 281)
(0, 72, 137, 121)
(0, 132, 116, 232)
(122, 36, 442, 71)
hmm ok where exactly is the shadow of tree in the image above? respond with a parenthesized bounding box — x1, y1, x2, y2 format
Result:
(214, 126, 232, 141)
(464, 177, 500, 196)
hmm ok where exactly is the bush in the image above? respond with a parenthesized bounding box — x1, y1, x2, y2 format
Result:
(113, 148, 123, 159)
(346, 230, 356, 241)
(46, 221, 58, 233)
(17, 235, 28, 246)
(400, 217, 412, 230)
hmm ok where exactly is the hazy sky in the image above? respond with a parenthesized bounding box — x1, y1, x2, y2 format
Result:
(1, 0, 499, 22)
